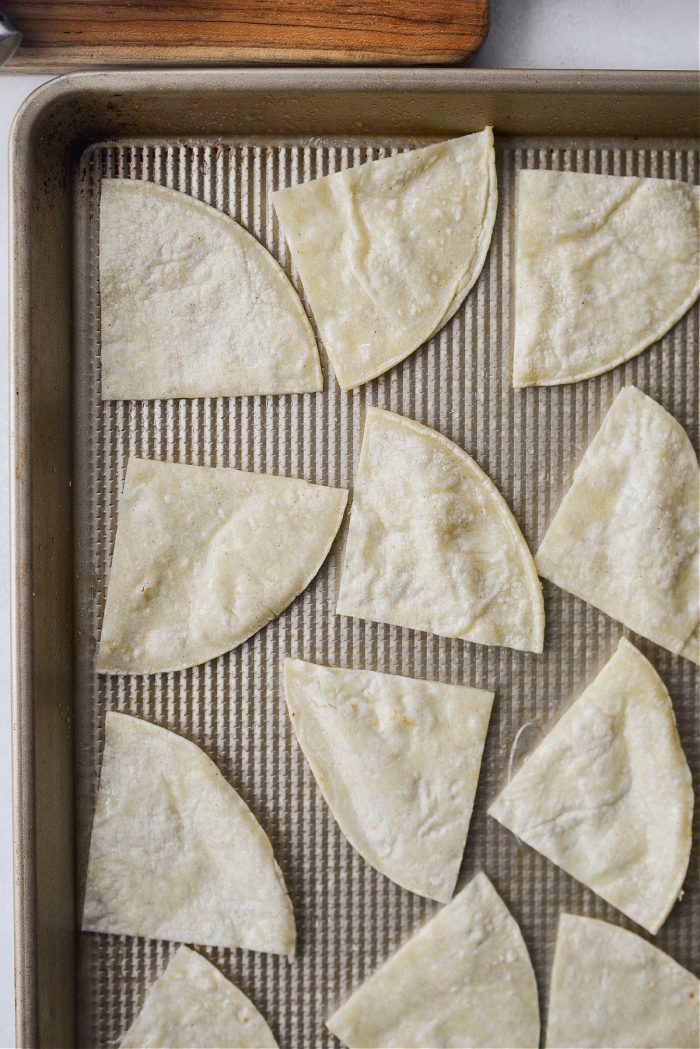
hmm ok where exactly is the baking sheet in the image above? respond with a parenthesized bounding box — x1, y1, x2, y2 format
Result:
(73, 133, 699, 1048)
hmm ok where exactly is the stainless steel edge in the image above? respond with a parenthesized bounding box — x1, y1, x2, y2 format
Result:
(8, 68, 700, 144)
(10, 81, 39, 1049)
(11, 76, 77, 1049)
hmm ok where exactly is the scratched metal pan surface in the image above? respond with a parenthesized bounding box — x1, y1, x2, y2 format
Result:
(10, 71, 699, 1049)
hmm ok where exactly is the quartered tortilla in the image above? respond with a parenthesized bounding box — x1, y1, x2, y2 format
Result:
(336, 408, 544, 653)
(283, 659, 494, 902)
(327, 871, 539, 1049)
(120, 946, 278, 1049)
(82, 712, 296, 956)
(99, 179, 322, 399)
(272, 129, 497, 389)
(489, 639, 693, 934)
(97, 458, 347, 674)
(512, 170, 700, 386)
(536, 386, 699, 663)
(545, 914, 700, 1049)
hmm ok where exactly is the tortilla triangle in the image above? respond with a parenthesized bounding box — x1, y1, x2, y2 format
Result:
(536, 386, 699, 662)
(513, 170, 700, 386)
(327, 871, 539, 1049)
(100, 179, 322, 399)
(284, 659, 493, 901)
(82, 712, 296, 956)
(337, 408, 544, 653)
(545, 914, 699, 1049)
(97, 458, 347, 674)
(273, 129, 497, 389)
(120, 946, 278, 1048)
(489, 639, 693, 933)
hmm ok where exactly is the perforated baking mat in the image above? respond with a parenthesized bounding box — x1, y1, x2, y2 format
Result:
(73, 134, 699, 1048)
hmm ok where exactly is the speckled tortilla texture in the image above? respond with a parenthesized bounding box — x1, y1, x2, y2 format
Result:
(272, 129, 497, 389)
(489, 639, 693, 934)
(545, 915, 700, 1049)
(120, 946, 278, 1049)
(97, 458, 347, 674)
(284, 659, 494, 902)
(327, 871, 539, 1049)
(82, 713, 296, 956)
(336, 407, 544, 653)
(99, 179, 322, 399)
(512, 170, 700, 386)
(536, 386, 699, 663)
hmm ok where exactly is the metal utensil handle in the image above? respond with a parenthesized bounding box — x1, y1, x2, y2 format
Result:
(0, 12, 22, 66)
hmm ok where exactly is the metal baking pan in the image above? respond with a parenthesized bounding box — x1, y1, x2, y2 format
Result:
(11, 69, 699, 1049)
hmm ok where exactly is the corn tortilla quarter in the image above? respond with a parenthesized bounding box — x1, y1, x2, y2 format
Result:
(327, 871, 539, 1049)
(273, 129, 497, 389)
(490, 639, 693, 934)
(536, 386, 699, 663)
(100, 179, 322, 399)
(284, 658, 493, 902)
(97, 458, 347, 674)
(513, 170, 700, 386)
(119, 946, 278, 1049)
(545, 914, 699, 1049)
(337, 407, 544, 653)
(82, 712, 296, 956)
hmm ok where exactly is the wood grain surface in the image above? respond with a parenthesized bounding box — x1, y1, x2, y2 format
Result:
(3, 0, 490, 69)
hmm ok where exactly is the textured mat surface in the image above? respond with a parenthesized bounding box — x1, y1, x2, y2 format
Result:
(73, 135, 699, 1048)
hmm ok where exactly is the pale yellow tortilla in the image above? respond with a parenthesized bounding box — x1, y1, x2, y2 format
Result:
(489, 639, 693, 934)
(513, 170, 700, 386)
(100, 179, 322, 399)
(97, 458, 347, 674)
(546, 915, 699, 1049)
(272, 129, 497, 389)
(537, 386, 699, 663)
(337, 408, 544, 653)
(82, 712, 296, 956)
(284, 658, 493, 902)
(120, 946, 278, 1049)
(327, 872, 539, 1049)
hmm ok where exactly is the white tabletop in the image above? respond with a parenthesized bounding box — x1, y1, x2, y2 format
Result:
(1, 1, 697, 1044)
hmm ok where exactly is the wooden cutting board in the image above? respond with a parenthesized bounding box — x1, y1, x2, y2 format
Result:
(3, 0, 489, 70)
